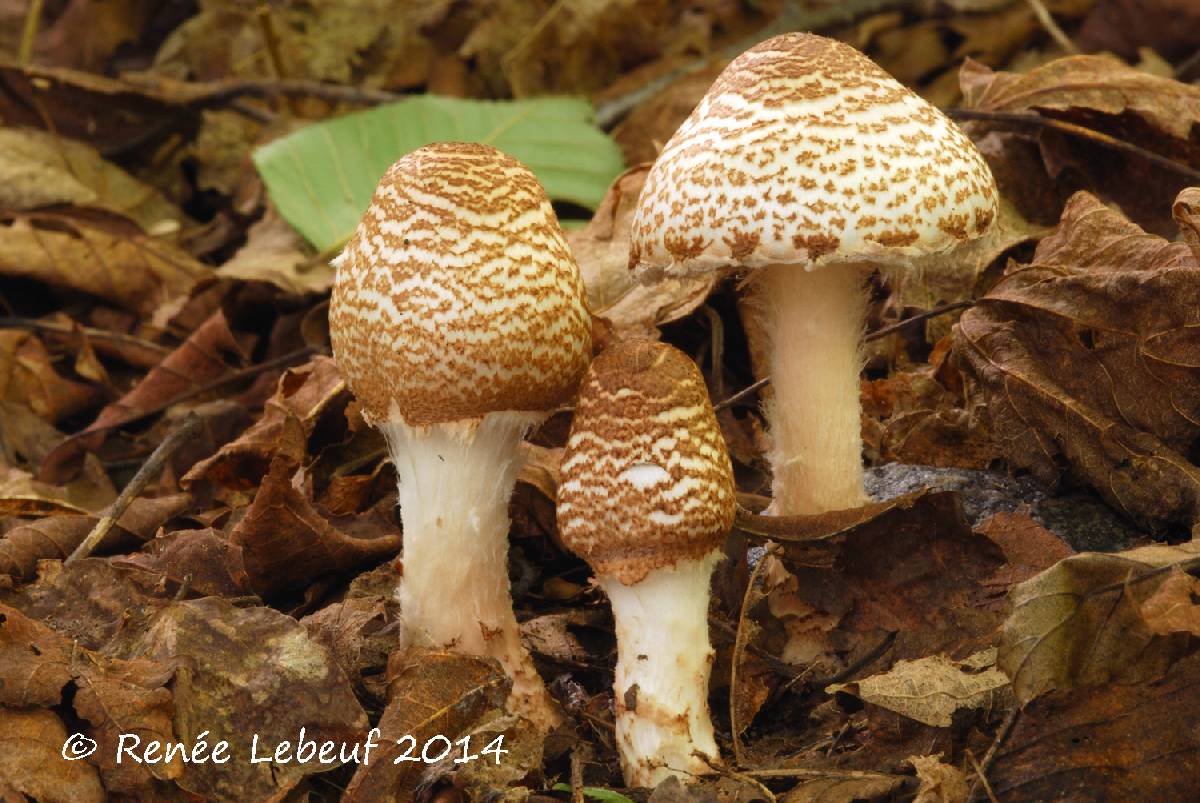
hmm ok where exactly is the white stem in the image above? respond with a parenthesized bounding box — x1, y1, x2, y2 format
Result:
(599, 554, 721, 788)
(756, 264, 870, 515)
(380, 412, 560, 730)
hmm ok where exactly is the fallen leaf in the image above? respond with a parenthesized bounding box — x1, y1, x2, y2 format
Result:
(0, 212, 208, 317)
(779, 774, 904, 803)
(344, 648, 512, 801)
(0, 493, 190, 582)
(131, 596, 368, 801)
(954, 189, 1200, 530)
(0, 708, 105, 803)
(828, 650, 1011, 728)
(0, 329, 101, 424)
(960, 55, 1200, 234)
(990, 650, 1200, 801)
(0, 603, 75, 707)
(229, 458, 401, 599)
(1137, 564, 1200, 636)
(1076, 0, 1200, 63)
(568, 164, 717, 334)
(0, 127, 187, 233)
(906, 754, 968, 803)
(302, 595, 394, 705)
(997, 541, 1200, 706)
(116, 527, 251, 598)
(182, 355, 345, 502)
(71, 657, 180, 795)
(746, 492, 1007, 668)
(217, 207, 333, 296)
(40, 309, 249, 483)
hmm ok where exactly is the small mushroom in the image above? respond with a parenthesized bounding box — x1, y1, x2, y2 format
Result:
(328, 142, 592, 729)
(628, 33, 998, 515)
(557, 339, 736, 788)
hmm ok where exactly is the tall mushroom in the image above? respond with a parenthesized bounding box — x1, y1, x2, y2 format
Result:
(557, 338, 735, 788)
(629, 33, 998, 515)
(328, 142, 592, 729)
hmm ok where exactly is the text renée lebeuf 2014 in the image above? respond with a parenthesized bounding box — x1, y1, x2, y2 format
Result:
(104, 729, 508, 766)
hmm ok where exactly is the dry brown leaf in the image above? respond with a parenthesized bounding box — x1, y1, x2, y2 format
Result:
(0, 329, 101, 424)
(116, 527, 251, 598)
(990, 649, 1200, 800)
(230, 458, 401, 599)
(40, 309, 249, 483)
(182, 355, 346, 502)
(906, 754, 968, 803)
(0, 213, 208, 316)
(344, 648, 512, 801)
(218, 207, 334, 295)
(998, 541, 1200, 706)
(780, 774, 904, 803)
(828, 650, 1011, 728)
(1137, 564, 1200, 636)
(301, 596, 394, 704)
(1076, 0, 1200, 63)
(954, 189, 1200, 530)
(960, 55, 1200, 234)
(747, 492, 1007, 672)
(0, 128, 187, 233)
(131, 596, 368, 801)
(0, 460, 115, 517)
(0, 708, 105, 803)
(568, 164, 717, 334)
(0, 493, 189, 582)
(71, 657, 180, 795)
(0, 602, 75, 707)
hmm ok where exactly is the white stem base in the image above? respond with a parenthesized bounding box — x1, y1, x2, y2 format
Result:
(756, 265, 870, 515)
(381, 413, 560, 730)
(600, 554, 721, 788)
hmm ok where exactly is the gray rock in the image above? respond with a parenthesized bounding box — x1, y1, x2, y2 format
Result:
(865, 463, 1141, 553)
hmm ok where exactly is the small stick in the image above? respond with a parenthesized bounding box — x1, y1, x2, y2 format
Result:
(66, 413, 202, 565)
(254, 5, 297, 117)
(966, 707, 1019, 803)
(17, 0, 45, 65)
(712, 301, 973, 412)
(569, 747, 584, 803)
(747, 767, 905, 781)
(730, 543, 774, 766)
(966, 747, 1000, 803)
(1022, 0, 1079, 54)
(948, 109, 1200, 184)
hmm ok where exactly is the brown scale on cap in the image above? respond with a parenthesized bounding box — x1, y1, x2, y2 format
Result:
(629, 33, 998, 275)
(329, 142, 592, 427)
(557, 339, 736, 585)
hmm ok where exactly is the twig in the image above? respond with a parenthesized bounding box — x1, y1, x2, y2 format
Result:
(966, 707, 1019, 803)
(569, 747, 584, 803)
(730, 542, 774, 766)
(712, 301, 974, 412)
(0, 316, 170, 360)
(254, 4, 297, 117)
(1022, 0, 1079, 54)
(747, 766, 907, 781)
(702, 305, 726, 400)
(66, 412, 202, 565)
(17, 0, 45, 65)
(965, 748, 1000, 803)
(948, 109, 1200, 184)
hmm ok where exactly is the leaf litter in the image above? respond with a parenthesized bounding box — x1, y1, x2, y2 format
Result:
(2, 1, 1200, 801)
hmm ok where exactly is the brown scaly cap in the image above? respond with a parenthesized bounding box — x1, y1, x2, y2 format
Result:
(328, 142, 592, 426)
(628, 33, 999, 276)
(557, 339, 736, 585)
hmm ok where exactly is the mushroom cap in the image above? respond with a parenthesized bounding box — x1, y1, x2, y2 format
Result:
(329, 142, 592, 427)
(629, 33, 999, 277)
(557, 339, 736, 585)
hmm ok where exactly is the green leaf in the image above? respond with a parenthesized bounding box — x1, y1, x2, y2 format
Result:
(551, 783, 635, 803)
(253, 95, 625, 251)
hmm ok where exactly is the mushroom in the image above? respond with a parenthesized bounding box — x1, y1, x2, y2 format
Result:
(556, 338, 735, 787)
(628, 33, 998, 515)
(328, 142, 592, 729)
